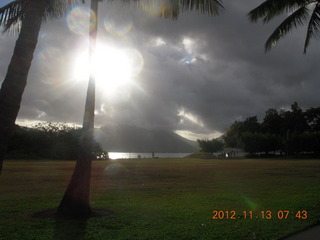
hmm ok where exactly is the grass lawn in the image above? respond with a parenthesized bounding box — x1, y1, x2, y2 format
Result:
(0, 158, 320, 240)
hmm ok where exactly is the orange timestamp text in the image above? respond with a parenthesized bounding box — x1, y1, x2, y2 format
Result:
(212, 210, 308, 220)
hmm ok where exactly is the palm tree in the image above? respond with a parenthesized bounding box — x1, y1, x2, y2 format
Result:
(0, 0, 78, 175)
(57, 0, 224, 218)
(248, 0, 320, 53)
(57, 0, 101, 218)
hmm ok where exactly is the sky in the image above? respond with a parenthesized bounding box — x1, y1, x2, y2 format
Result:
(1, 0, 320, 141)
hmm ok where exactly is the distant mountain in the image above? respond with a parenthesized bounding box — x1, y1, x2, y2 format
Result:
(95, 124, 197, 153)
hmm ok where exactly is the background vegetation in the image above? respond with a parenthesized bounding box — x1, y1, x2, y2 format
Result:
(197, 139, 224, 154)
(223, 102, 320, 157)
(6, 122, 103, 160)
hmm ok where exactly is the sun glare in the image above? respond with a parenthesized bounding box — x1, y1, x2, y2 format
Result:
(73, 43, 143, 98)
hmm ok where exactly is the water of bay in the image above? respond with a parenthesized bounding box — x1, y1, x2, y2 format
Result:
(108, 152, 191, 159)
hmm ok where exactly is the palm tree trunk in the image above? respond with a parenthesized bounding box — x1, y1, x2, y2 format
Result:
(0, 1, 45, 175)
(57, 0, 99, 218)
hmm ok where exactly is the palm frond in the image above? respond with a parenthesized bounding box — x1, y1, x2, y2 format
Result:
(304, 2, 320, 53)
(248, 0, 311, 23)
(2, 10, 23, 33)
(179, 0, 224, 16)
(132, 0, 223, 19)
(43, 0, 81, 21)
(0, 0, 81, 33)
(0, 0, 25, 30)
(265, 6, 310, 51)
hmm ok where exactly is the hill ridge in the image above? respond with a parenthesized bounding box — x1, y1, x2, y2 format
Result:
(95, 124, 197, 153)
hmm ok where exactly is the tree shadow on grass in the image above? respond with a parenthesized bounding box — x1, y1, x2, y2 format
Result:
(32, 208, 114, 240)
(53, 216, 88, 240)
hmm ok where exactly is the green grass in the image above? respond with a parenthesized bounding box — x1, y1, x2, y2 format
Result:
(0, 158, 320, 240)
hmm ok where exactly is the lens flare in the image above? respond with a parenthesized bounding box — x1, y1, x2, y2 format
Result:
(66, 6, 96, 35)
(123, 48, 144, 76)
(104, 163, 126, 174)
(139, 0, 165, 16)
(241, 194, 259, 210)
(139, 0, 179, 17)
(103, 12, 133, 37)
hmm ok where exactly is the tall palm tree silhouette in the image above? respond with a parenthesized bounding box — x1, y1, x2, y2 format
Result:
(57, 0, 102, 218)
(248, 0, 320, 53)
(0, 0, 78, 175)
(58, 0, 224, 217)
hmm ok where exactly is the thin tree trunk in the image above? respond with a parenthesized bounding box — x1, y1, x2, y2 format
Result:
(57, 0, 99, 218)
(0, 1, 45, 175)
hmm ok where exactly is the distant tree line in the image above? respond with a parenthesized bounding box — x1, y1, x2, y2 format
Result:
(224, 102, 320, 157)
(197, 139, 224, 154)
(7, 122, 105, 160)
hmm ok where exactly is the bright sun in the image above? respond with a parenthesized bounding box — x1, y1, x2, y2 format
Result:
(73, 43, 143, 97)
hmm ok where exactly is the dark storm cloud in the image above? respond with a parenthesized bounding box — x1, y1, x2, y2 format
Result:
(1, 1, 320, 140)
